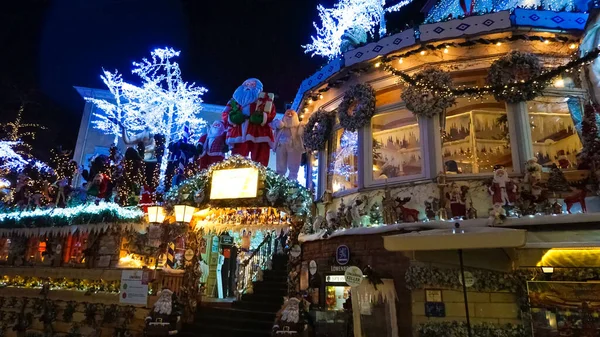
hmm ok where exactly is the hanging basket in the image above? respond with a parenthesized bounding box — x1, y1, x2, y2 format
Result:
(401, 67, 456, 119)
(486, 51, 545, 103)
(338, 83, 376, 132)
(302, 109, 336, 152)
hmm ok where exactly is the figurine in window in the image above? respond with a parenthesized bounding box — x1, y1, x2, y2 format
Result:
(447, 183, 468, 218)
(524, 157, 543, 188)
(488, 165, 517, 206)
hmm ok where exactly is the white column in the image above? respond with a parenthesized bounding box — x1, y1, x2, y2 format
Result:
(506, 102, 534, 174)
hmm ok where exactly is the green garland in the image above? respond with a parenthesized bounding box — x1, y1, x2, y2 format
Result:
(338, 84, 376, 132)
(0, 276, 120, 294)
(486, 51, 545, 103)
(0, 203, 143, 229)
(165, 155, 313, 216)
(302, 109, 336, 152)
(417, 322, 527, 337)
(401, 67, 456, 119)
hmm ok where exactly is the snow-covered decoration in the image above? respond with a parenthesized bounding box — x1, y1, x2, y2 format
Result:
(0, 141, 50, 174)
(303, 0, 414, 60)
(87, 47, 208, 186)
(425, 0, 579, 24)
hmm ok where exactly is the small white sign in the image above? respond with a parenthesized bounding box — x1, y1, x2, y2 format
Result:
(309, 260, 317, 275)
(344, 266, 364, 287)
(120, 270, 148, 305)
(184, 249, 194, 261)
(326, 275, 346, 283)
(458, 271, 475, 288)
(290, 245, 302, 258)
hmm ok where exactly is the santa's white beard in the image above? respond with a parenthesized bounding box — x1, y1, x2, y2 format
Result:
(208, 126, 224, 138)
(233, 86, 261, 116)
(494, 175, 509, 188)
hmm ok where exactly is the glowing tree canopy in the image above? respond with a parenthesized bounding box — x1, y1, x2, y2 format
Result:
(0, 141, 49, 175)
(87, 47, 208, 187)
(303, 0, 413, 60)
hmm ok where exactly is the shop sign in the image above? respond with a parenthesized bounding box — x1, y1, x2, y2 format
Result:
(344, 266, 364, 287)
(220, 234, 234, 246)
(290, 245, 302, 258)
(336, 245, 350, 266)
(209, 168, 258, 200)
(211, 236, 219, 253)
(120, 270, 148, 305)
(458, 271, 475, 288)
(309, 260, 317, 275)
(331, 265, 349, 272)
(184, 249, 194, 261)
(326, 275, 346, 283)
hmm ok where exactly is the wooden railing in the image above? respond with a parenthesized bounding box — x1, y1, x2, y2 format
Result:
(155, 271, 184, 296)
(236, 233, 276, 299)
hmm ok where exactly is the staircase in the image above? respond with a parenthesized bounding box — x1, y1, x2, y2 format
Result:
(183, 254, 289, 337)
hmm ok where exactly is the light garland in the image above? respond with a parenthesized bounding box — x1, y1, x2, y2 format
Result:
(0, 105, 47, 156)
(0, 276, 120, 294)
(0, 202, 144, 228)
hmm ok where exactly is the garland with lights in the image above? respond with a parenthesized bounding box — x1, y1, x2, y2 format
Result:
(338, 83, 377, 131)
(165, 155, 313, 216)
(0, 276, 120, 294)
(302, 109, 336, 152)
(486, 51, 545, 103)
(299, 34, 589, 112)
(401, 67, 456, 119)
(0, 202, 143, 229)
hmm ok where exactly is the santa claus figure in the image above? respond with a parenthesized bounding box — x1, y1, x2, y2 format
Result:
(272, 109, 304, 180)
(222, 78, 276, 166)
(524, 157, 543, 187)
(198, 120, 227, 170)
(488, 166, 517, 206)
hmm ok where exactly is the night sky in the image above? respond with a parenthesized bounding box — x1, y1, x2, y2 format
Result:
(0, 0, 425, 160)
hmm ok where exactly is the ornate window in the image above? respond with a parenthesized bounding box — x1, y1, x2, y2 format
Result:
(527, 96, 583, 170)
(63, 232, 89, 265)
(442, 97, 512, 174)
(371, 110, 423, 180)
(328, 129, 359, 193)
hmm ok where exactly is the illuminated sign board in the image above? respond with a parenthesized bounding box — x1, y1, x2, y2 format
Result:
(325, 275, 346, 283)
(210, 168, 259, 200)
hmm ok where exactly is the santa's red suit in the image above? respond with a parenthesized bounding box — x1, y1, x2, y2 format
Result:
(488, 167, 517, 205)
(222, 78, 276, 166)
(198, 122, 227, 170)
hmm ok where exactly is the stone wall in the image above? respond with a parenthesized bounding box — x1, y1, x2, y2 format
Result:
(301, 233, 413, 336)
(412, 288, 521, 328)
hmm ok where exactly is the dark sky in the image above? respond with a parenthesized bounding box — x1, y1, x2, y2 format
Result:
(0, 0, 425, 158)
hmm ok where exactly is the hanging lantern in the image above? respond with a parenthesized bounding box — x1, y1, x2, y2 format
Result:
(147, 206, 166, 224)
(174, 205, 196, 224)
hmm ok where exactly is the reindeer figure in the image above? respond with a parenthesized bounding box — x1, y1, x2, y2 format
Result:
(395, 197, 420, 222)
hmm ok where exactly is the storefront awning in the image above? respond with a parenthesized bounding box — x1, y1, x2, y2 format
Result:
(383, 227, 527, 251)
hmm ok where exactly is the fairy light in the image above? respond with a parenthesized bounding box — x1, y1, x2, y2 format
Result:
(420, 50, 426, 55)
(375, 62, 381, 67)
(570, 43, 577, 49)
(443, 48, 449, 54)
(496, 42, 502, 46)
(0, 202, 143, 225)
(399, 58, 403, 64)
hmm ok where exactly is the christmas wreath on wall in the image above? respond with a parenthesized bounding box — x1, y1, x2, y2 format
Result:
(302, 109, 336, 152)
(401, 67, 456, 119)
(486, 51, 545, 103)
(338, 83, 376, 132)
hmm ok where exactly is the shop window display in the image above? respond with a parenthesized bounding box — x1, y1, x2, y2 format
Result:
(326, 284, 351, 311)
(328, 129, 358, 193)
(442, 97, 512, 174)
(63, 232, 89, 264)
(371, 111, 422, 180)
(527, 96, 583, 170)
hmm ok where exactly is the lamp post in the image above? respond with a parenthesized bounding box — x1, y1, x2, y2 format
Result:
(174, 205, 196, 224)
(147, 206, 166, 224)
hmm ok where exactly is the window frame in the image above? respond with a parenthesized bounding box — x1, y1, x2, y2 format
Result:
(364, 103, 428, 188)
(327, 124, 360, 197)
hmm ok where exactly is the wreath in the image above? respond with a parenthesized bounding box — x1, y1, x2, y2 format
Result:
(302, 109, 336, 152)
(487, 51, 545, 103)
(338, 83, 376, 131)
(401, 67, 456, 119)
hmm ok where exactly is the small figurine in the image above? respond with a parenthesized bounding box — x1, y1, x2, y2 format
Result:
(489, 165, 518, 206)
(564, 188, 587, 213)
(488, 204, 506, 226)
(198, 120, 227, 170)
(272, 296, 306, 336)
(467, 200, 478, 219)
(382, 189, 398, 224)
(145, 289, 181, 336)
(395, 197, 420, 222)
(447, 183, 468, 219)
(524, 157, 543, 187)
(552, 200, 563, 215)
(312, 215, 324, 233)
(424, 199, 438, 221)
(325, 210, 337, 231)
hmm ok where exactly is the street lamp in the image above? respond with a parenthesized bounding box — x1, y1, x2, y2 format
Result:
(147, 206, 166, 224)
(174, 205, 196, 224)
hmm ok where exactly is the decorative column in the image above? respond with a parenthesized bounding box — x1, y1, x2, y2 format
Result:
(181, 229, 202, 323)
(506, 102, 533, 174)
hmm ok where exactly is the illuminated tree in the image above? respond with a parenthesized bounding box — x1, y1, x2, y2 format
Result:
(0, 106, 47, 156)
(87, 47, 208, 187)
(303, 0, 413, 60)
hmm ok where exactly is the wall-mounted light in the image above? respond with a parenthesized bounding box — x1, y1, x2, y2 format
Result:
(541, 266, 554, 274)
(147, 206, 166, 224)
